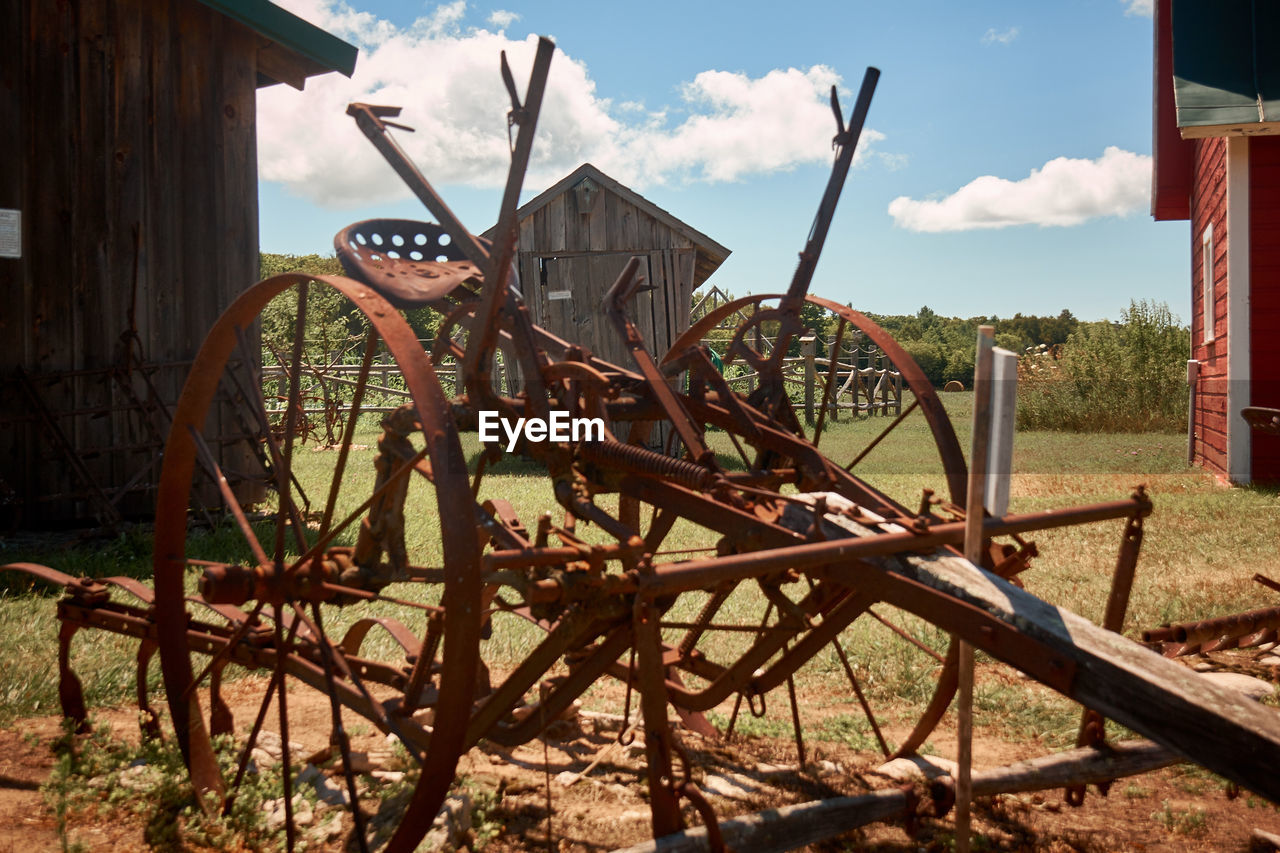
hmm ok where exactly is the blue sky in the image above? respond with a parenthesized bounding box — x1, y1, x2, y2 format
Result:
(259, 0, 1186, 322)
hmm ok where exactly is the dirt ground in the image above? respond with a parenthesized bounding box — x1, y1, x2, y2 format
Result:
(3, 668, 1280, 853)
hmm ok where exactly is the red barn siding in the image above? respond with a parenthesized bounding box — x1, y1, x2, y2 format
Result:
(1190, 138, 1229, 479)
(1250, 138, 1280, 481)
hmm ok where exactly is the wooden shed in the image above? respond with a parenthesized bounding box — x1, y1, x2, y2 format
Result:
(0, 0, 357, 525)
(493, 164, 731, 370)
(1151, 0, 1280, 483)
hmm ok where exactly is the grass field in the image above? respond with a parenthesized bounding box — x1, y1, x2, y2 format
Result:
(1, 391, 1276, 753)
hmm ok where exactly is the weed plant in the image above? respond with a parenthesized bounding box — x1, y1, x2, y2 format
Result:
(1017, 300, 1189, 433)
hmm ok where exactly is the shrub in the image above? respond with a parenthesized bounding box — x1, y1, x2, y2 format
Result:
(1016, 300, 1189, 433)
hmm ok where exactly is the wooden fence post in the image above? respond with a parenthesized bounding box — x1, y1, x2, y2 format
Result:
(801, 335, 817, 425)
(828, 336, 841, 423)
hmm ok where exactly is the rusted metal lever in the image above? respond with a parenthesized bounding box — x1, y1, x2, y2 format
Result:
(783, 66, 879, 308)
(346, 102, 416, 133)
(462, 37, 556, 404)
(756, 68, 879, 421)
(603, 257, 715, 466)
(346, 102, 490, 268)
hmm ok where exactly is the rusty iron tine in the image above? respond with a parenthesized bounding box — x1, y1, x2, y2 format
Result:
(784, 650, 806, 766)
(1255, 573, 1280, 595)
(182, 600, 268, 701)
(1067, 507, 1145, 804)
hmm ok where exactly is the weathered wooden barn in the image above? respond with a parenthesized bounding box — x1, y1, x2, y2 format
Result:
(0, 0, 357, 525)
(493, 163, 731, 370)
(1151, 0, 1280, 483)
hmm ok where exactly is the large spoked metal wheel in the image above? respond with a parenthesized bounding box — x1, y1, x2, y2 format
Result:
(152, 273, 481, 852)
(644, 292, 973, 759)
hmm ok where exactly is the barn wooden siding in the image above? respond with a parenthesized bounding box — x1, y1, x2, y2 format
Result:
(504, 166, 729, 376)
(1190, 137, 1229, 480)
(0, 0, 340, 524)
(1250, 138, 1280, 480)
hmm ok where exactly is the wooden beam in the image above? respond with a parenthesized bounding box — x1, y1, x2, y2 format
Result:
(874, 543, 1280, 803)
(612, 741, 1179, 853)
(256, 42, 311, 90)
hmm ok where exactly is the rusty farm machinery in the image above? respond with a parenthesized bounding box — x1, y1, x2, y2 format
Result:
(5, 39, 1280, 852)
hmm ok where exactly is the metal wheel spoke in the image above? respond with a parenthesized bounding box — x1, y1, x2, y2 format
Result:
(866, 606, 945, 663)
(287, 445, 429, 573)
(181, 600, 267, 701)
(844, 398, 920, 472)
(288, 603, 403, 740)
(229, 326, 310, 558)
(320, 327, 379, 538)
(186, 425, 269, 566)
(831, 634, 890, 757)
(274, 611, 298, 852)
(225, 614, 302, 807)
(309, 601, 372, 853)
(276, 286, 310, 565)
(813, 316, 847, 445)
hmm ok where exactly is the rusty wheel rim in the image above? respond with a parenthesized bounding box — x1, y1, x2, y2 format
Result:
(652, 292, 968, 759)
(153, 273, 480, 851)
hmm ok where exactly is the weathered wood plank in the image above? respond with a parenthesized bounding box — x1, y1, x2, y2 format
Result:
(587, 186, 608, 252)
(622, 199, 641, 250)
(613, 741, 1178, 853)
(787, 490, 1280, 802)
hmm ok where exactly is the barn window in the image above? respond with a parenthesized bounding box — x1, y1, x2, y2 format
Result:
(1202, 224, 1214, 343)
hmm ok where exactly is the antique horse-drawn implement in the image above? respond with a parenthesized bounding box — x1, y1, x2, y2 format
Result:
(6, 39, 1280, 852)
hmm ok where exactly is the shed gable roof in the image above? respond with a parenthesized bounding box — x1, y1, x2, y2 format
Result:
(502, 163, 731, 287)
(196, 0, 358, 89)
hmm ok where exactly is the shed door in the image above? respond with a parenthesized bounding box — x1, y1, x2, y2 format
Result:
(537, 253, 657, 368)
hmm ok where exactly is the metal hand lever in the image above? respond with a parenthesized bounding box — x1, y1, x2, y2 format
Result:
(346, 102, 490, 268)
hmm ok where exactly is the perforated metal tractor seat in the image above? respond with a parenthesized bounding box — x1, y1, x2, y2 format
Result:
(334, 219, 485, 309)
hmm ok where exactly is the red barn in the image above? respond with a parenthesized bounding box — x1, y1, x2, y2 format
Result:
(1151, 0, 1280, 483)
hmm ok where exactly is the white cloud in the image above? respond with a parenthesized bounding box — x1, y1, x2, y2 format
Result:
(981, 26, 1019, 46)
(1123, 0, 1154, 17)
(259, 1, 886, 207)
(487, 9, 519, 29)
(887, 147, 1151, 232)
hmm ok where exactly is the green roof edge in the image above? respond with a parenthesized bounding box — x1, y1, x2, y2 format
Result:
(197, 0, 358, 78)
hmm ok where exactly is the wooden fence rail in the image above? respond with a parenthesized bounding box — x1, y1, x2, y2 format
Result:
(257, 330, 902, 432)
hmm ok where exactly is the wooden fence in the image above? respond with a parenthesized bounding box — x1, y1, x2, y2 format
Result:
(699, 334, 903, 425)
(259, 324, 902, 441)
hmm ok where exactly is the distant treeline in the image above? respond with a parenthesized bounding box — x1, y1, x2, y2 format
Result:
(821, 305, 1081, 389)
(259, 252, 441, 344)
(260, 256, 1186, 433)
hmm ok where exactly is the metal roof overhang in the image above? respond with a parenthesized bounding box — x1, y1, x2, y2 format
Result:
(1172, 0, 1280, 136)
(1152, 0, 1193, 220)
(196, 0, 358, 89)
